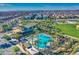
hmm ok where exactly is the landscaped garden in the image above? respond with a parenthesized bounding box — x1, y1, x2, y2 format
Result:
(1, 18, 79, 55)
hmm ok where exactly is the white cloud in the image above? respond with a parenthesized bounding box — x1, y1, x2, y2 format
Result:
(0, 3, 11, 7)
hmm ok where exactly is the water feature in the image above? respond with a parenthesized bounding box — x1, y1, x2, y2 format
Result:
(36, 33, 52, 48)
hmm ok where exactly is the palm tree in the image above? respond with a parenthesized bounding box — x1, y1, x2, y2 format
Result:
(31, 34, 34, 46)
(3, 34, 11, 41)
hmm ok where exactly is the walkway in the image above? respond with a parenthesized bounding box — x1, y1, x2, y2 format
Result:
(16, 44, 31, 55)
(64, 35, 79, 41)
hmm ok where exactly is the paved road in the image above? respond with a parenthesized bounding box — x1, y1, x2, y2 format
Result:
(57, 33, 79, 40)
(64, 35, 79, 41)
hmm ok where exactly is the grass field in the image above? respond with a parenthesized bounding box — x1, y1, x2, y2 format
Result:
(55, 24, 79, 38)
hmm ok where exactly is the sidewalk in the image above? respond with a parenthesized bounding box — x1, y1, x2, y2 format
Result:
(16, 44, 31, 55)
(64, 35, 79, 41)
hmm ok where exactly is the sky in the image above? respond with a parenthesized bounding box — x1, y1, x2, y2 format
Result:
(0, 3, 79, 11)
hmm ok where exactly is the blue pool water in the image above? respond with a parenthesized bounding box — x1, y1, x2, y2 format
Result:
(36, 33, 52, 48)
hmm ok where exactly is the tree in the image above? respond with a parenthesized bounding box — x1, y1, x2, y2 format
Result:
(0, 49, 4, 55)
(11, 20, 17, 26)
(12, 46, 20, 52)
(2, 24, 12, 32)
(3, 34, 11, 41)
(12, 34, 21, 40)
(21, 20, 27, 25)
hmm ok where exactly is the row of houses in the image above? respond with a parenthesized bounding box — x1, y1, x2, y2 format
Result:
(24, 14, 49, 20)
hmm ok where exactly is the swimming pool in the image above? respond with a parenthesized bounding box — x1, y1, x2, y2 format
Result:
(36, 33, 52, 48)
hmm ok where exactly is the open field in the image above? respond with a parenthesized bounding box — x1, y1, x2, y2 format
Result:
(55, 24, 79, 38)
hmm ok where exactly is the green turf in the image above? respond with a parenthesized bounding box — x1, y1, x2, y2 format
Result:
(55, 24, 79, 38)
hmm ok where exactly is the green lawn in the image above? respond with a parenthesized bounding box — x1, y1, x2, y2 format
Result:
(55, 24, 79, 38)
